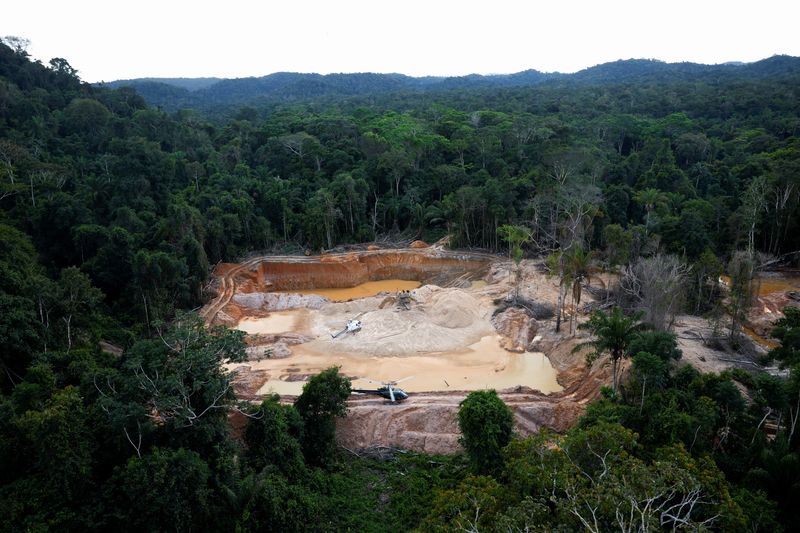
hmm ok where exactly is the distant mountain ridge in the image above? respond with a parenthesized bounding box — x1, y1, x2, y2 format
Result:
(118, 77, 222, 91)
(99, 55, 800, 112)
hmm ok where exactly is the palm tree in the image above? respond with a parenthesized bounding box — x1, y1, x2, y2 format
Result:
(497, 224, 532, 303)
(633, 188, 667, 232)
(576, 306, 646, 393)
(549, 243, 596, 334)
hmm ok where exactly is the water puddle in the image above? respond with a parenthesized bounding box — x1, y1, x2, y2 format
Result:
(243, 334, 562, 397)
(742, 325, 779, 349)
(279, 279, 421, 301)
(236, 311, 305, 335)
(755, 276, 800, 296)
(719, 273, 800, 296)
(259, 379, 308, 396)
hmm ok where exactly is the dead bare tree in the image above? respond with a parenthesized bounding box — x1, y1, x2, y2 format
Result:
(529, 182, 601, 253)
(741, 176, 770, 257)
(762, 180, 797, 254)
(561, 447, 719, 533)
(620, 254, 688, 331)
(0, 140, 28, 201)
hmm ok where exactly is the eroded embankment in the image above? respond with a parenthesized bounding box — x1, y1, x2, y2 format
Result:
(335, 335, 607, 454)
(234, 249, 491, 292)
(203, 248, 492, 326)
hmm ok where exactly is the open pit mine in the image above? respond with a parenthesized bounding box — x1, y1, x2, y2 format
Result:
(200, 245, 613, 454)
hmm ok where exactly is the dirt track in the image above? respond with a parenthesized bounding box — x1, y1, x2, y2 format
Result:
(199, 255, 263, 323)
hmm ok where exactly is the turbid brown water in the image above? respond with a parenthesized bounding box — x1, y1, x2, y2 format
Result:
(755, 275, 800, 296)
(715, 273, 799, 348)
(230, 330, 561, 397)
(236, 311, 306, 334)
(278, 279, 421, 301)
(719, 274, 800, 296)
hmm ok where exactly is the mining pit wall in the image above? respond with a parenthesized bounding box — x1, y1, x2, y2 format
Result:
(211, 250, 606, 454)
(231, 249, 494, 293)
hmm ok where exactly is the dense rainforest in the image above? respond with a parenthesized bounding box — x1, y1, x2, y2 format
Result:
(1, 37, 800, 531)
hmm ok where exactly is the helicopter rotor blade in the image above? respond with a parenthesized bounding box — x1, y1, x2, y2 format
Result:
(389, 385, 395, 402)
(393, 376, 414, 385)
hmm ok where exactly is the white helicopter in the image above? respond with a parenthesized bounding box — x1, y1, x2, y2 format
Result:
(331, 318, 362, 339)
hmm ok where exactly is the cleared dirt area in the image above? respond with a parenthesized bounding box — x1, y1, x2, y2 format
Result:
(205, 246, 794, 453)
(203, 247, 599, 452)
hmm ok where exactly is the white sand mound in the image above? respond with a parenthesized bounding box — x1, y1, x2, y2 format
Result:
(233, 292, 327, 311)
(309, 286, 494, 356)
(428, 290, 481, 328)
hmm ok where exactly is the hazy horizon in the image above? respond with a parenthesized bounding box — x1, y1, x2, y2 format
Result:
(101, 55, 784, 84)
(6, 0, 800, 83)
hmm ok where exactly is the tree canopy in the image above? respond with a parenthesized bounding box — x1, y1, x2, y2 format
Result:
(458, 389, 514, 475)
(1, 39, 800, 531)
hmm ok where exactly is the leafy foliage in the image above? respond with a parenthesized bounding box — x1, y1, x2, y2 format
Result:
(577, 306, 646, 392)
(294, 366, 351, 467)
(2, 39, 800, 531)
(458, 390, 514, 475)
(244, 395, 306, 477)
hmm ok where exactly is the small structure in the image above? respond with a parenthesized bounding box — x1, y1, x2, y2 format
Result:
(397, 290, 416, 310)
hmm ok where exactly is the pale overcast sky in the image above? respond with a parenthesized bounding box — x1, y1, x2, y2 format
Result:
(5, 0, 800, 82)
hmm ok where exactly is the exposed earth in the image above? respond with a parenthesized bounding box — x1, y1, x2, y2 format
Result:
(202, 245, 797, 453)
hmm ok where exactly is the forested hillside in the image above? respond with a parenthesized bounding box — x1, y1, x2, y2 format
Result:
(1, 38, 800, 531)
(103, 55, 800, 115)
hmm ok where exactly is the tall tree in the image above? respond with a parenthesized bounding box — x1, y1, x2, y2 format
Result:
(564, 244, 594, 333)
(727, 251, 756, 342)
(294, 367, 351, 467)
(740, 175, 770, 256)
(577, 306, 646, 393)
(244, 395, 306, 476)
(458, 390, 514, 475)
(633, 187, 668, 233)
(496, 224, 531, 303)
(55, 266, 103, 351)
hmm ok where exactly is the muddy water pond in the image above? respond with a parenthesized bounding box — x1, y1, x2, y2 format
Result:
(236, 311, 307, 335)
(719, 273, 800, 296)
(277, 279, 421, 301)
(232, 281, 562, 397)
(755, 275, 800, 296)
(240, 333, 562, 397)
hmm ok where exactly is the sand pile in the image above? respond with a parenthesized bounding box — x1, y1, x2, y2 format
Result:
(233, 292, 327, 311)
(430, 291, 477, 328)
(310, 285, 494, 356)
